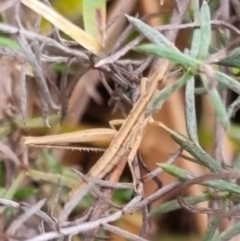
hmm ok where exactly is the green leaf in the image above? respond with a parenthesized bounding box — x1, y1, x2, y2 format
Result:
(159, 163, 240, 195)
(83, 0, 106, 45)
(3, 172, 25, 200)
(113, 189, 133, 204)
(195, 84, 227, 95)
(185, 76, 199, 144)
(213, 222, 240, 241)
(0, 35, 22, 51)
(42, 149, 62, 173)
(198, 1, 211, 60)
(209, 0, 220, 12)
(14, 188, 38, 200)
(215, 71, 240, 94)
(216, 47, 240, 69)
(126, 15, 174, 47)
(201, 74, 229, 129)
(149, 193, 211, 216)
(0, 114, 60, 140)
(202, 200, 227, 241)
(159, 123, 222, 172)
(134, 44, 201, 69)
(190, 0, 201, 58)
(146, 70, 193, 116)
(27, 169, 77, 189)
(218, 28, 230, 47)
(0, 188, 6, 197)
(158, 163, 194, 181)
(203, 199, 228, 241)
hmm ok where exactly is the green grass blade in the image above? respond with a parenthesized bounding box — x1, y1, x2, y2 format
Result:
(190, 0, 201, 58)
(149, 193, 211, 217)
(185, 76, 199, 144)
(213, 222, 240, 241)
(198, 1, 211, 60)
(126, 15, 174, 47)
(201, 73, 229, 129)
(0, 35, 22, 51)
(159, 163, 240, 195)
(146, 70, 193, 116)
(159, 124, 222, 172)
(203, 199, 228, 241)
(82, 0, 106, 45)
(134, 44, 201, 69)
(215, 71, 240, 94)
(216, 47, 240, 69)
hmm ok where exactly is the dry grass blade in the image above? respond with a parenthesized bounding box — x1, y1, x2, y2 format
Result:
(21, 0, 103, 55)
(6, 198, 46, 235)
(0, 142, 21, 166)
(0, 198, 56, 229)
(17, 33, 59, 113)
(59, 181, 95, 222)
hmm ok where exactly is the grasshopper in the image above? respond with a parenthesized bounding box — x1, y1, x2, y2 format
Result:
(24, 60, 171, 200)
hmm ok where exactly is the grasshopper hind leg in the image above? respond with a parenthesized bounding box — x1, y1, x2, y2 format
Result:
(109, 119, 125, 130)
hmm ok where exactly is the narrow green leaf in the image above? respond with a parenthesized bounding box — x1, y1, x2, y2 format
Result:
(195, 85, 227, 95)
(185, 76, 199, 144)
(215, 47, 240, 69)
(82, 0, 106, 46)
(158, 163, 195, 180)
(159, 123, 222, 172)
(14, 188, 38, 200)
(190, 0, 201, 57)
(203, 199, 228, 241)
(209, 0, 220, 12)
(215, 71, 240, 94)
(0, 188, 6, 197)
(146, 70, 193, 116)
(0, 35, 22, 51)
(134, 44, 201, 69)
(218, 28, 230, 47)
(0, 114, 60, 140)
(213, 222, 240, 241)
(0, 172, 25, 214)
(27, 169, 77, 188)
(3, 172, 25, 200)
(149, 193, 211, 217)
(201, 74, 229, 129)
(198, 1, 211, 60)
(126, 15, 174, 47)
(159, 163, 240, 195)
